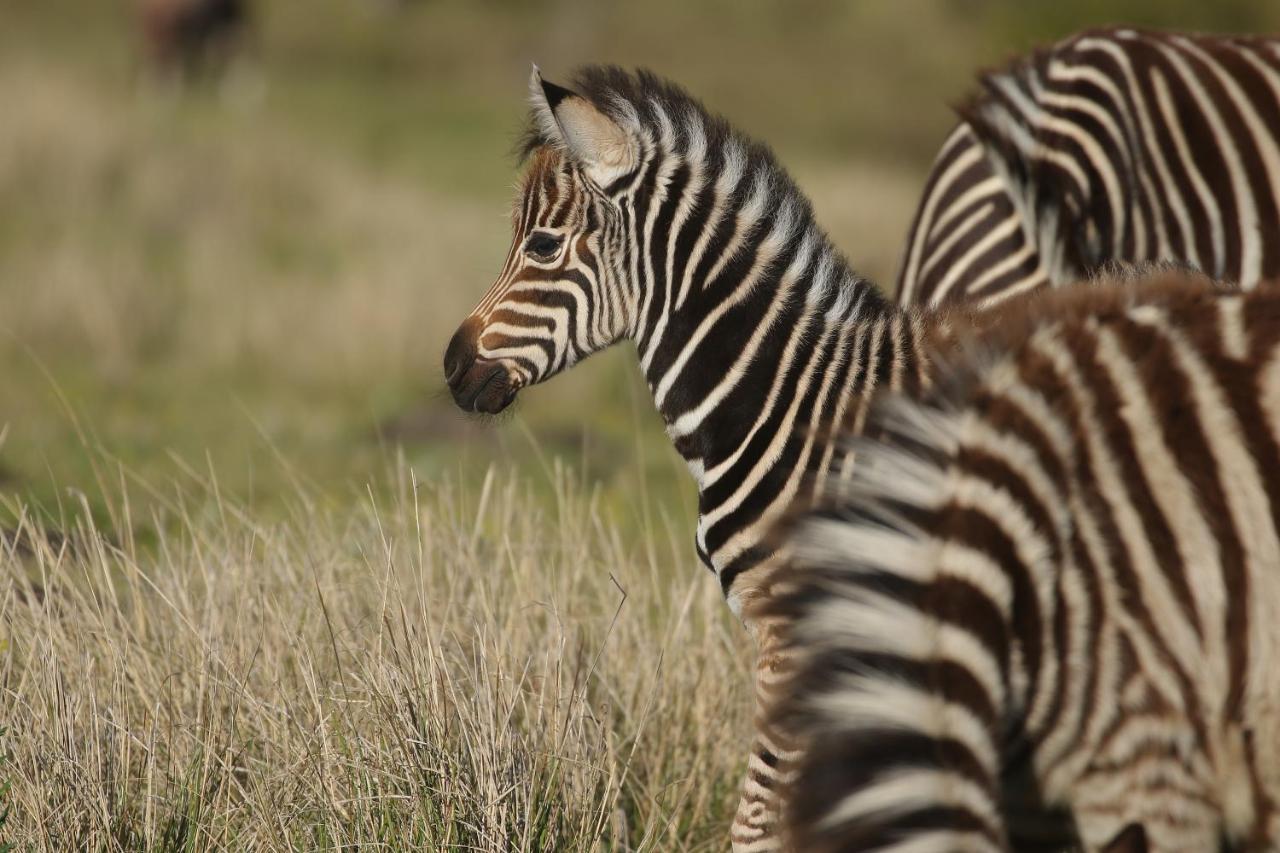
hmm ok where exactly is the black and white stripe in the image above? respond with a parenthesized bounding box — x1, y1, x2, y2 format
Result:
(773, 270, 1280, 852)
(896, 28, 1280, 310)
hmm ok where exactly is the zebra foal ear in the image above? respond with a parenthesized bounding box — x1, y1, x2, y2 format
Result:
(529, 64, 637, 186)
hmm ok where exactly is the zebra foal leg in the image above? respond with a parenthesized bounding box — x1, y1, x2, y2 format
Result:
(731, 618, 801, 852)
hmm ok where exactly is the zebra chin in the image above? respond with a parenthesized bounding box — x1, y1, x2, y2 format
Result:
(446, 361, 520, 415)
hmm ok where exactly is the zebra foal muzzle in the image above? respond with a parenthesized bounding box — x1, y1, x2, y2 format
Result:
(443, 318, 520, 415)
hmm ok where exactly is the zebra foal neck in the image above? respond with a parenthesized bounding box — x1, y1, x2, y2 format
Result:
(446, 64, 930, 608)
(770, 268, 1280, 852)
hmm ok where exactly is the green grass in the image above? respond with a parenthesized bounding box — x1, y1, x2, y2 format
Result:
(12, 0, 1277, 533)
(0, 9, 705, 538)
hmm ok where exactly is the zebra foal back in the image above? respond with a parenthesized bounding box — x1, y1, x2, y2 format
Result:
(768, 270, 1280, 852)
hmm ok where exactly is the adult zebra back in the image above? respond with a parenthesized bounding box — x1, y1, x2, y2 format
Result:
(444, 65, 927, 851)
(895, 28, 1280, 309)
(769, 269, 1280, 852)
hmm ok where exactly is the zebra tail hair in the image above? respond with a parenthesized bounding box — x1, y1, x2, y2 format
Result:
(757, 390, 1010, 853)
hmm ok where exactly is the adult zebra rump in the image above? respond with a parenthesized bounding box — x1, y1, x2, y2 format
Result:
(444, 66, 930, 851)
(769, 269, 1280, 852)
(895, 28, 1280, 310)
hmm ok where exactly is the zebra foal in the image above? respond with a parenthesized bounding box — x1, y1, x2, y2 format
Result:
(769, 269, 1280, 852)
(897, 28, 1280, 310)
(444, 65, 933, 850)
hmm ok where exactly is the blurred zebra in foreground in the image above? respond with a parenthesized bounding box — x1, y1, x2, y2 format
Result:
(769, 268, 1280, 852)
(897, 28, 1280, 310)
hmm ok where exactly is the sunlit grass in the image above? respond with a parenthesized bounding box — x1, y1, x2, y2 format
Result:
(0, 455, 751, 851)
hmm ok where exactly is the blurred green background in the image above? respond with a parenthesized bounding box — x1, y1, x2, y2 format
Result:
(4, 0, 1279, 545)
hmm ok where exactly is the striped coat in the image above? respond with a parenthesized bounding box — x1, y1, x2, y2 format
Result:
(770, 269, 1280, 852)
(896, 28, 1280, 310)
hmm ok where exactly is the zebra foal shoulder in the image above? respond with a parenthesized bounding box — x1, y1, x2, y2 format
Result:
(896, 27, 1280, 310)
(768, 269, 1280, 852)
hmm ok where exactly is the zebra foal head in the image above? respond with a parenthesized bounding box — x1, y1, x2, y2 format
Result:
(444, 67, 644, 414)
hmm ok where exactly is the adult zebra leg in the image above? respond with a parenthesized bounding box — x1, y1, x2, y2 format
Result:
(731, 615, 801, 853)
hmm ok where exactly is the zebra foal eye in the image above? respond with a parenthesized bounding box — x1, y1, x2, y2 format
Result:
(523, 231, 564, 261)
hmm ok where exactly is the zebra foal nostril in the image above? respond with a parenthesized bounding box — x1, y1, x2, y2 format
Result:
(442, 349, 466, 386)
(443, 321, 480, 386)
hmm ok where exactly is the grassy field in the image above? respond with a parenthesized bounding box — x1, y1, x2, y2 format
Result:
(4, 1, 1280, 849)
(1, 460, 751, 850)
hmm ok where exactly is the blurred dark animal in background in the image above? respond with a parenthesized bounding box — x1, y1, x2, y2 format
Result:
(139, 0, 249, 82)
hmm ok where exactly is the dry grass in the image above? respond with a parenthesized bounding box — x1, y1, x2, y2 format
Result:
(0, 454, 751, 851)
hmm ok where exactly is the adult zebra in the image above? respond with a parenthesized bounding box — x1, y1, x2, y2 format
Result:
(768, 268, 1280, 852)
(444, 65, 929, 851)
(896, 28, 1280, 310)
